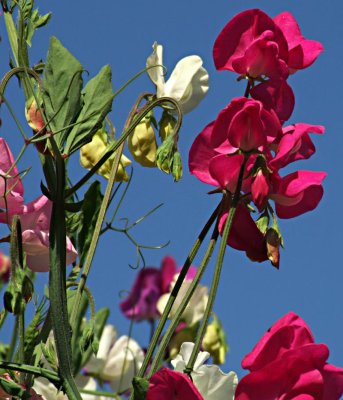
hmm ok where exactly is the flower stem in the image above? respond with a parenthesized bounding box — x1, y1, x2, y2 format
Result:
(147, 223, 220, 379)
(185, 155, 249, 373)
(134, 202, 221, 382)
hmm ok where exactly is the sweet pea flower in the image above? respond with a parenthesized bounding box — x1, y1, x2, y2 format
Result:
(235, 312, 343, 399)
(211, 97, 282, 153)
(147, 42, 209, 114)
(213, 9, 289, 79)
(80, 129, 131, 181)
(0, 138, 24, 216)
(85, 324, 144, 393)
(172, 342, 237, 400)
(0, 251, 10, 283)
(120, 256, 196, 321)
(147, 368, 203, 400)
(0, 195, 77, 272)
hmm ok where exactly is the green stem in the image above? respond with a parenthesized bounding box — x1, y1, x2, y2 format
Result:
(185, 156, 249, 373)
(147, 224, 220, 378)
(0, 362, 60, 383)
(135, 202, 221, 381)
(79, 388, 121, 399)
(48, 141, 82, 400)
(7, 317, 19, 362)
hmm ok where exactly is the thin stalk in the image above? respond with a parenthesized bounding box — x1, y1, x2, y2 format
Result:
(0, 362, 60, 383)
(135, 202, 221, 380)
(69, 93, 149, 329)
(185, 156, 249, 373)
(147, 224, 220, 378)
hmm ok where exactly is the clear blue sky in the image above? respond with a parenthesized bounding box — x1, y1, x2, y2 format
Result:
(0, 0, 342, 381)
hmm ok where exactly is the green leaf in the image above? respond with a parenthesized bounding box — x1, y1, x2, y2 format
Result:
(64, 65, 114, 155)
(78, 181, 103, 266)
(42, 36, 83, 151)
(35, 12, 52, 28)
(22, 0, 33, 20)
(0, 376, 30, 398)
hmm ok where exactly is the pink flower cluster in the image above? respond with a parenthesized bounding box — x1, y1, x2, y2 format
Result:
(189, 9, 326, 265)
(0, 138, 77, 273)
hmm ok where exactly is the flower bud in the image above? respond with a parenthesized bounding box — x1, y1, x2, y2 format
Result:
(159, 110, 177, 142)
(172, 151, 183, 182)
(22, 275, 34, 304)
(128, 113, 157, 167)
(25, 98, 45, 132)
(266, 227, 281, 268)
(202, 314, 228, 365)
(80, 129, 131, 181)
(156, 135, 174, 174)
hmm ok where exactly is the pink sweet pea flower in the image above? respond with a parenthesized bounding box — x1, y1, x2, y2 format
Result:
(235, 312, 343, 400)
(274, 12, 324, 73)
(147, 368, 203, 400)
(120, 256, 196, 321)
(213, 9, 289, 79)
(0, 138, 24, 217)
(211, 97, 282, 153)
(0, 196, 77, 272)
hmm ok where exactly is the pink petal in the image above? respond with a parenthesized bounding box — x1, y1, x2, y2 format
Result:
(322, 363, 343, 400)
(213, 9, 288, 74)
(160, 256, 177, 293)
(272, 171, 327, 219)
(242, 312, 315, 371)
(250, 79, 295, 124)
(147, 368, 203, 400)
(209, 154, 245, 192)
(274, 12, 324, 71)
(188, 122, 220, 186)
(219, 204, 268, 262)
(270, 124, 324, 170)
(120, 267, 162, 321)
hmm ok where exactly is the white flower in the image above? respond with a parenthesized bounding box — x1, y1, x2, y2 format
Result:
(33, 376, 106, 400)
(147, 42, 209, 114)
(85, 325, 144, 394)
(171, 342, 238, 400)
(157, 273, 208, 326)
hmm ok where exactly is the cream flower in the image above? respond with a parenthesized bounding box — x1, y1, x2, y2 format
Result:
(85, 325, 144, 394)
(171, 342, 238, 400)
(147, 42, 209, 114)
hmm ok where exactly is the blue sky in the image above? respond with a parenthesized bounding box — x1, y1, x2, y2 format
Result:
(0, 0, 342, 381)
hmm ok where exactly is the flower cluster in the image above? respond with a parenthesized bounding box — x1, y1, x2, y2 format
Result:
(189, 9, 326, 266)
(0, 138, 77, 273)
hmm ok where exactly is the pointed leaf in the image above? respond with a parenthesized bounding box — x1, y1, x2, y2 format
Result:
(64, 65, 114, 155)
(42, 37, 83, 150)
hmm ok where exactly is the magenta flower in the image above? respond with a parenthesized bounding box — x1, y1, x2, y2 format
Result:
(0, 138, 24, 217)
(213, 9, 289, 79)
(273, 12, 324, 73)
(120, 256, 196, 321)
(235, 312, 343, 400)
(211, 97, 282, 153)
(0, 196, 77, 272)
(147, 368, 203, 400)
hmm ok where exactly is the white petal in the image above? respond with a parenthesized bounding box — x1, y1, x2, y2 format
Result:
(193, 366, 238, 400)
(163, 56, 209, 113)
(146, 42, 165, 96)
(171, 342, 210, 372)
(103, 336, 144, 393)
